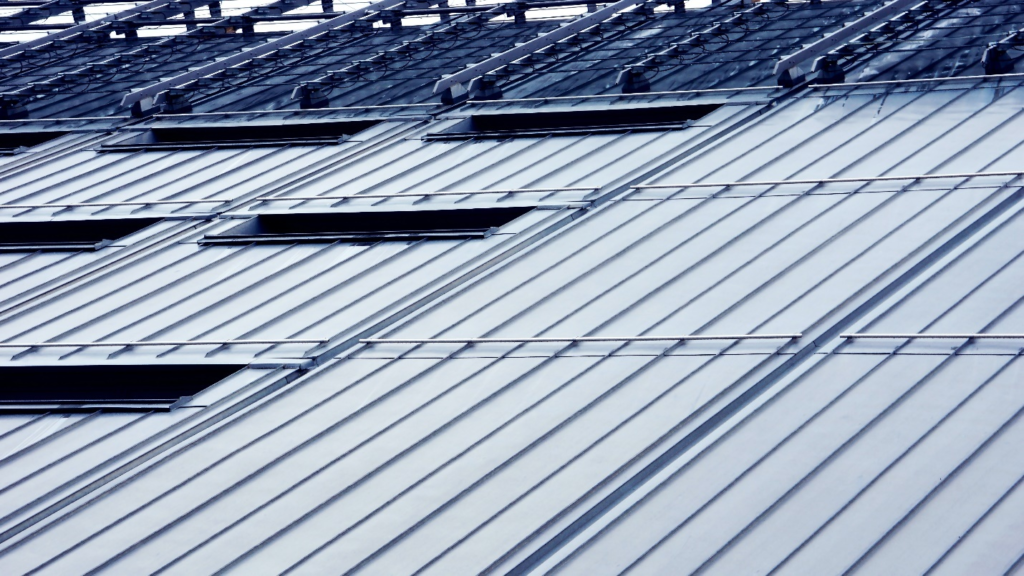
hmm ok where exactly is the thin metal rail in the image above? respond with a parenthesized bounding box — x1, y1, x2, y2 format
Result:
(296, 2, 508, 106)
(0, 0, 88, 29)
(617, 1, 770, 90)
(360, 334, 802, 344)
(0, 198, 233, 209)
(632, 170, 1024, 190)
(842, 333, 1024, 339)
(811, 71, 1024, 89)
(120, 0, 406, 108)
(432, 0, 649, 97)
(772, 0, 923, 79)
(0, 338, 328, 347)
(253, 187, 599, 202)
(17, 11, 422, 30)
(0, 0, 168, 59)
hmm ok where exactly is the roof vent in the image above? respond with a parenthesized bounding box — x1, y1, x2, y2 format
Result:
(101, 120, 382, 151)
(426, 103, 723, 140)
(201, 207, 533, 246)
(0, 364, 244, 412)
(0, 131, 69, 154)
(0, 218, 161, 252)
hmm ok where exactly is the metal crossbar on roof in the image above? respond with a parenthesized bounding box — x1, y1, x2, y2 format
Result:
(120, 0, 406, 109)
(431, 0, 652, 98)
(296, 1, 511, 107)
(617, 1, 774, 91)
(772, 0, 923, 80)
(0, 338, 329, 347)
(841, 333, 1024, 339)
(360, 334, 802, 344)
(0, 0, 223, 115)
(811, 71, 1024, 89)
(632, 170, 1024, 190)
(253, 187, 600, 202)
(298, 0, 614, 99)
(0, 0, 167, 59)
(0, 0, 89, 29)
(0, 198, 233, 209)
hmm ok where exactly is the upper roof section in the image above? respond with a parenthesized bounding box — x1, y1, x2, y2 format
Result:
(0, 0, 1021, 120)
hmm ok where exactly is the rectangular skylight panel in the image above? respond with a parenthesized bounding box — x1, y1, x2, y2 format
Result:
(0, 131, 69, 154)
(0, 364, 245, 412)
(0, 218, 162, 252)
(429, 103, 724, 139)
(101, 120, 383, 151)
(201, 207, 534, 245)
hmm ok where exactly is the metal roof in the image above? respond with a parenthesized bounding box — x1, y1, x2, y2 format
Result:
(544, 180, 1024, 575)
(2, 0, 1024, 574)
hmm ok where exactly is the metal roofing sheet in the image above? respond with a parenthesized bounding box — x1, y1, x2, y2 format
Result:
(642, 78, 1024, 188)
(11, 153, 1024, 574)
(0, 217, 191, 314)
(357, 79, 1024, 358)
(0, 105, 754, 363)
(0, 121, 411, 219)
(844, 0, 1024, 83)
(0, 109, 768, 366)
(541, 188, 1024, 574)
(0, 366, 299, 547)
(1, 76, 1018, 573)
(540, 351, 1024, 575)
(1, 34, 272, 119)
(0, 206, 576, 365)
(0, 0, 892, 118)
(1, 4, 1024, 572)
(0, 350, 789, 574)
(500, 0, 886, 99)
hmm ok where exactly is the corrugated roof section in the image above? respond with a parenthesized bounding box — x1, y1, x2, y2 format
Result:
(0, 111, 749, 365)
(0, 349, 791, 575)
(3, 0, 1024, 573)
(1, 34, 272, 119)
(3, 75, 1023, 574)
(0, 366, 301, 550)
(0, 206, 574, 364)
(844, 0, 1024, 82)
(544, 179, 1024, 575)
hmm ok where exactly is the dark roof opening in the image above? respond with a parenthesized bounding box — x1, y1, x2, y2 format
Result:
(100, 120, 382, 151)
(201, 207, 533, 246)
(0, 218, 162, 252)
(0, 131, 69, 154)
(426, 103, 724, 140)
(0, 364, 244, 412)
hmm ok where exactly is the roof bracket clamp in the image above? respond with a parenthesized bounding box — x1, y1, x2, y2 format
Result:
(130, 95, 159, 118)
(440, 81, 468, 105)
(470, 74, 503, 100)
(982, 43, 1015, 75)
(811, 54, 845, 84)
(983, 30, 1022, 75)
(293, 82, 330, 109)
(777, 66, 806, 87)
(155, 89, 193, 114)
(618, 66, 650, 93)
(0, 93, 28, 120)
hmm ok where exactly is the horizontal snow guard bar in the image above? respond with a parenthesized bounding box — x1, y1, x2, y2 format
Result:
(360, 334, 803, 344)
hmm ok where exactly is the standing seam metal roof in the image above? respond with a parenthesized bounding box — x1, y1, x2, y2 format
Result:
(2, 1, 1024, 574)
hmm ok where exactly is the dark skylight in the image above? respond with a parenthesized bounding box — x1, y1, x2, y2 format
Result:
(0, 131, 68, 154)
(0, 218, 162, 252)
(101, 120, 382, 151)
(201, 207, 534, 245)
(427, 104, 724, 139)
(0, 364, 245, 412)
